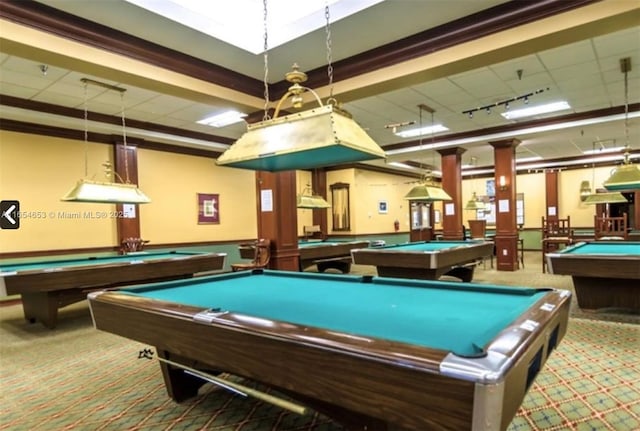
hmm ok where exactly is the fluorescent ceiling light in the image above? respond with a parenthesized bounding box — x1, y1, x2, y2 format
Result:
(460, 154, 640, 177)
(462, 168, 495, 176)
(582, 146, 625, 155)
(125, 0, 383, 54)
(501, 101, 571, 120)
(518, 153, 639, 170)
(388, 162, 419, 170)
(386, 110, 640, 158)
(198, 110, 247, 127)
(515, 156, 543, 163)
(395, 124, 449, 138)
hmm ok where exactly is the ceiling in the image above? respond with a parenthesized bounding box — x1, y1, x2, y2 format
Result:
(1, 0, 639, 177)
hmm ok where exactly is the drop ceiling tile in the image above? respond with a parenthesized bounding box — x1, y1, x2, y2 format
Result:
(538, 40, 595, 69)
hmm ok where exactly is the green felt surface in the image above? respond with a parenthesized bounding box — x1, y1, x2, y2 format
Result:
(123, 270, 547, 357)
(378, 241, 477, 252)
(0, 251, 201, 273)
(564, 241, 640, 255)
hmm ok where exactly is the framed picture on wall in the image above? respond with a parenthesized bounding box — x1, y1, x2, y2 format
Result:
(197, 193, 220, 224)
(378, 200, 388, 214)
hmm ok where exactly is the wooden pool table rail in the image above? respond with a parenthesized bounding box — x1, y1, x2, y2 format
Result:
(298, 240, 370, 273)
(351, 241, 494, 282)
(546, 247, 640, 310)
(88, 278, 570, 431)
(1, 252, 226, 328)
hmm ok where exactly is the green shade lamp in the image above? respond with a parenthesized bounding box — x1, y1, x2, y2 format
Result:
(62, 78, 150, 204)
(583, 191, 628, 205)
(464, 192, 486, 210)
(403, 104, 451, 202)
(404, 179, 452, 202)
(603, 57, 640, 191)
(297, 184, 331, 209)
(216, 2, 385, 172)
(579, 180, 591, 202)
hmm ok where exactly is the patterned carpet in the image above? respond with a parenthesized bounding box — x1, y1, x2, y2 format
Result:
(1, 252, 639, 430)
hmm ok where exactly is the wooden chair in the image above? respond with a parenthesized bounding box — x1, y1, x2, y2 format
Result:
(303, 225, 325, 241)
(231, 239, 271, 272)
(468, 219, 487, 239)
(541, 216, 572, 273)
(120, 237, 149, 254)
(594, 213, 628, 240)
(467, 220, 493, 268)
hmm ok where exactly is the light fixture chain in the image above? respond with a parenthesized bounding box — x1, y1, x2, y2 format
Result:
(83, 81, 89, 178)
(120, 91, 130, 183)
(325, 1, 334, 101)
(429, 110, 435, 180)
(262, 0, 270, 121)
(624, 61, 630, 153)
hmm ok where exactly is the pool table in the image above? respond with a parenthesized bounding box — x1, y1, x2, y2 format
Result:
(89, 269, 570, 431)
(351, 240, 494, 282)
(546, 241, 640, 311)
(0, 251, 226, 328)
(298, 239, 370, 273)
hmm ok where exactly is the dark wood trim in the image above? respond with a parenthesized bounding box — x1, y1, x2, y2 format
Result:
(4, 116, 639, 180)
(0, 118, 224, 159)
(0, 239, 257, 260)
(385, 104, 640, 153)
(324, 163, 422, 179)
(545, 171, 560, 220)
(272, 0, 600, 94)
(0, 95, 235, 146)
(114, 142, 142, 243)
(1, 0, 598, 99)
(0, 0, 264, 97)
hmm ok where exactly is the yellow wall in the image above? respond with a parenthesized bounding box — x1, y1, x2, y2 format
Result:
(0, 130, 257, 254)
(322, 168, 422, 235)
(517, 172, 546, 229)
(351, 169, 420, 234)
(326, 169, 355, 234)
(461, 177, 486, 227)
(137, 149, 257, 243)
(559, 166, 615, 227)
(1, 127, 625, 254)
(0, 131, 117, 253)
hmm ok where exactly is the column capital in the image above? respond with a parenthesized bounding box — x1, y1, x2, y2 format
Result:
(489, 138, 521, 149)
(437, 147, 466, 157)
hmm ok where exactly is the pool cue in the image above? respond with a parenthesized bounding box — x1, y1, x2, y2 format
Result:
(157, 357, 308, 415)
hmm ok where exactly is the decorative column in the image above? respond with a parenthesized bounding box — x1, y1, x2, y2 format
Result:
(490, 138, 520, 271)
(255, 170, 300, 271)
(438, 147, 466, 240)
(114, 142, 141, 245)
(545, 170, 560, 220)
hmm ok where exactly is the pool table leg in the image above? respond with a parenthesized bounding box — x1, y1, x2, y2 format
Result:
(21, 292, 59, 329)
(315, 257, 352, 273)
(573, 276, 640, 311)
(157, 350, 212, 402)
(444, 266, 474, 282)
(21, 288, 94, 329)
